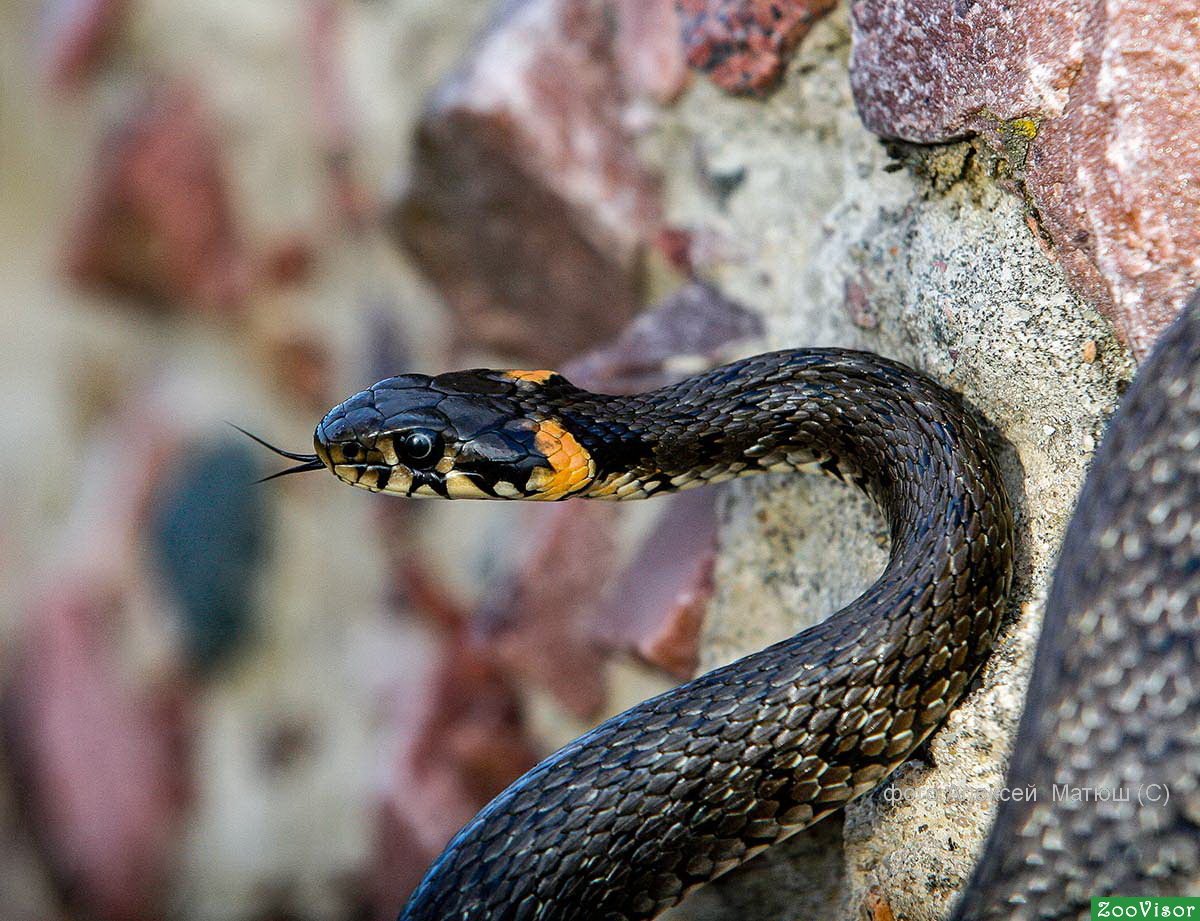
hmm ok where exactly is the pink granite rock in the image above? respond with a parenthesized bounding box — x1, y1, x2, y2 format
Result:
(407, 633, 541, 818)
(850, 0, 1200, 356)
(306, 0, 375, 230)
(394, 0, 665, 364)
(679, 0, 839, 96)
(39, 0, 130, 93)
(12, 589, 187, 921)
(614, 0, 690, 102)
(591, 487, 718, 679)
(374, 521, 540, 913)
(378, 628, 539, 907)
(563, 279, 763, 392)
(9, 415, 190, 921)
(850, 0, 1088, 143)
(367, 804, 433, 921)
(475, 503, 621, 719)
(1027, 2, 1200, 356)
(65, 84, 248, 312)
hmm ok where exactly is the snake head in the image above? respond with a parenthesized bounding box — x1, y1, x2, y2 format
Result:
(312, 369, 596, 500)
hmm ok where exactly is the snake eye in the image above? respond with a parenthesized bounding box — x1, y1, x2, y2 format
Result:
(400, 429, 441, 469)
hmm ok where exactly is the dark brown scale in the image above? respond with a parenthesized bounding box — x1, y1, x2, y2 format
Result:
(397, 349, 1014, 920)
(956, 299, 1200, 918)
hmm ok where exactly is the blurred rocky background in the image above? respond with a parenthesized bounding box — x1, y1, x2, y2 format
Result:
(0, 1, 1195, 920)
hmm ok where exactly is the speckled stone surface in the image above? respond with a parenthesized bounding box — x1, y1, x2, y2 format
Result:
(850, 0, 1200, 358)
(1026, 1, 1200, 359)
(678, 0, 839, 96)
(648, 9, 1136, 918)
(849, 0, 1088, 143)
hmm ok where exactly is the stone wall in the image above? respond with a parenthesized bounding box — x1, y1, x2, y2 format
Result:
(3, 1, 1196, 919)
(395, 1, 1187, 917)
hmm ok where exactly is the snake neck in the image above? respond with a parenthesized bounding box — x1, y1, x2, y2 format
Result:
(568, 350, 983, 552)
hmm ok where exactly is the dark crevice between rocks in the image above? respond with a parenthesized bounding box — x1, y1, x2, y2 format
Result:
(879, 123, 1062, 257)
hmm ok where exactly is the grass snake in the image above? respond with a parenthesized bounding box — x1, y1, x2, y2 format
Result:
(251, 301, 1200, 917)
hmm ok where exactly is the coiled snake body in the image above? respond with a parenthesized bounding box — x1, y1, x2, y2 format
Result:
(273, 348, 1014, 919)
(254, 308, 1199, 918)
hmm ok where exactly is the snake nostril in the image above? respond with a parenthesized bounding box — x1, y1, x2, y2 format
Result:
(341, 443, 362, 461)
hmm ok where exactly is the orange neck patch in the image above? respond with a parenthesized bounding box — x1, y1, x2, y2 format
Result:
(504, 369, 559, 384)
(526, 419, 595, 499)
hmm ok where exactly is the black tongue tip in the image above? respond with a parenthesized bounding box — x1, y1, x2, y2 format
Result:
(254, 459, 327, 484)
(227, 421, 320, 464)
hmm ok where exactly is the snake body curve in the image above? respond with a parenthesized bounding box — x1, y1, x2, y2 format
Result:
(956, 299, 1200, 918)
(299, 348, 1014, 919)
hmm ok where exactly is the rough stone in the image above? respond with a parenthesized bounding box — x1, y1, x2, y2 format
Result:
(476, 503, 620, 720)
(8, 416, 191, 921)
(643, 9, 1135, 917)
(591, 487, 718, 680)
(563, 279, 763, 392)
(379, 627, 540, 912)
(11, 589, 186, 921)
(679, 0, 839, 96)
(1027, 1, 1200, 358)
(405, 632, 541, 821)
(64, 83, 249, 312)
(394, 0, 664, 364)
(614, 0, 689, 102)
(850, 0, 1200, 357)
(305, 0, 376, 229)
(849, 0, 1088, 143)
(39, 0, 129, 92)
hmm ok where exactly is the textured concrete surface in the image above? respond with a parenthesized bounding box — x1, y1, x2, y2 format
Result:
(648, 9, 1136, 919)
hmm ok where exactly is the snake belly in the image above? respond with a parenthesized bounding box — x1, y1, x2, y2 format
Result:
(306, 349, 1014, 920)
(956, 298, 1200, 918)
